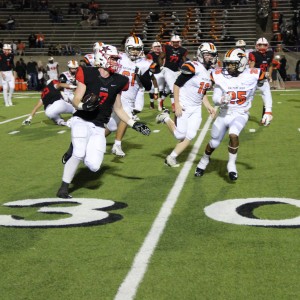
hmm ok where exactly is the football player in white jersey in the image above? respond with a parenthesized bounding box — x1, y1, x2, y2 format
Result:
(106, 36, 157, 157)
(59, 60, 79, 103)
(47, 57, 59, 80)
(235, 39, 252, 61)
(156, 42, 217, 167)
(195, 48, 272, 180)
(83, 41, 105, 67)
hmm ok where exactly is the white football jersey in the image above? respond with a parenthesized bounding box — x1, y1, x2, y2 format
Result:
(47, 62, 59, 79)
(212, 67, 264, 112)
(178, 61, 212, 107)
(61, 71, 76, 102)
(117, 52, 152, 107)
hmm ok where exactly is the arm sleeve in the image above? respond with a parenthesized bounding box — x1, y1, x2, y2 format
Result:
(137, 69, 152, 91)
(175, 73, 194, 87)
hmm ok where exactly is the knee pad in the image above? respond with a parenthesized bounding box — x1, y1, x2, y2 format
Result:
(186, 128, 197, 141)
(85, 151, 104, 172)
(209, 138, 220, 149)
(72, 124, 88, 159)
(174, 128, 186, 140)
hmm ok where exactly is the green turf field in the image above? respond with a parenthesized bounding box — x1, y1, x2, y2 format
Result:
(0, 90, 300, 300)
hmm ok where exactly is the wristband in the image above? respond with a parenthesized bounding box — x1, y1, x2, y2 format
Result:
(77, 102, 83, 110)
(127, 119, 135, 127)
(154, 88, 159, 94)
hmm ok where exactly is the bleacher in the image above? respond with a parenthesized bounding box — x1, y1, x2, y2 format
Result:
(0, 0, 259, 57)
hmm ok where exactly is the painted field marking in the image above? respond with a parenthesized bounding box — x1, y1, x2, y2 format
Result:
(8, 131, 20, 135)
(249, 129, 256, 133)
(0, 111, 44, 125)
(57, 130, 66, 134)
(115, 115, 214, 300)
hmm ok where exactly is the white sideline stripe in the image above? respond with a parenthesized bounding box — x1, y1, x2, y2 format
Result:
(0, 111, 44, 125)
(114, 116, 214, 300)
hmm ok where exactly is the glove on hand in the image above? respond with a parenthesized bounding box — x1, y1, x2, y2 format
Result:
(261, 112, 273, 126)
(132, 122, 151, 136)
(22, 116, 32, 125)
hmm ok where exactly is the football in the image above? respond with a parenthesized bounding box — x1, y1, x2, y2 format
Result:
(82, 93, 98, 104)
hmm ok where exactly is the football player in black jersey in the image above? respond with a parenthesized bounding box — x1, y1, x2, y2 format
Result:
(249, 37, 273, 126)
(0, 44, 16, 106)
(56, 44, 151, 199)
(22, 79, 77, 126)
(158, 35, 188, 112)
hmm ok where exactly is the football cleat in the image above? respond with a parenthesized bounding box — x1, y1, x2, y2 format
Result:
(165, 155, 180, 167)
(194, 167, 205, 177)
(112, 144, 125, 157)
(229, 172, 238, 181)
(156, 109, 170, 124)
(56, 187, 72, 199)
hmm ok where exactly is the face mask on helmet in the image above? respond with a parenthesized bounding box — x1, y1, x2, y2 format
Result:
(151, 41, 162, 53)
(222, 48, 248, 77)
(94, 44, 120, 73)
(67, 60, 79, 75)
(256, 37, 269, 53)
(125, 36, 144, 61)
(170, 35, 182, 48)
(197, 42, 218, 69)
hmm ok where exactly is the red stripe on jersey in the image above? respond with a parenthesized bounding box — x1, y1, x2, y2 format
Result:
(76, 66, 85, 84)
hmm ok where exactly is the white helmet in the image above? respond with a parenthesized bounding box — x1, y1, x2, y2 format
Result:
(235, 40, 246, 48)
(67, 60, 79, 69)
(223, 48, 248, 76)
(46, 79, 53, 85)
(94, 44, 120, 73)
(170, 35, 181, 47)
(196, 42, 218, 68)
(151, 41, 162, 52)
(93, 41, 105, 53)
(125, 36, 144, 61)
(3, 44, 12, 50)
(256, 37, 269, 53)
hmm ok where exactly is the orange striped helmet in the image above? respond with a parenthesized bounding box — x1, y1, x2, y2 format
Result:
(197, 42, 218, 68)
(125, 36, 144, 61)
(223, 48, 247, 76)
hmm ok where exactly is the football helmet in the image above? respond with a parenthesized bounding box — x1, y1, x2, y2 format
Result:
(151, 41, 162, 53)
(235, 40, 246, 49)
(3, 44, 12, 50)
(256, 37, 269, 53)
(170, 35, 181, 47)
(196, 42, 218, 68)
(93, 41, 105, 54)
(94, 44, 120, 73)
(67, 60, 79, 75)
(222, 48, 248, 76)
(125, 36, 144, 61)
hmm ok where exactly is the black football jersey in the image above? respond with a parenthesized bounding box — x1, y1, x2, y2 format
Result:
(248, 50, 274, 72)
(41, 80, 62, 109)
(0, 53, 15, 71)
(163, 44, 188, 71)
(146, 51, 160, 64)
(74, 66, 129, 127)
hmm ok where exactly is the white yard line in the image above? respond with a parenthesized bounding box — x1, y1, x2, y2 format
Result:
(0, 111, 44, 125)
(114, 116, 214, 300)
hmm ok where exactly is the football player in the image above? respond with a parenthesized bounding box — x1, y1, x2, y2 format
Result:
(83, 41, 105, 67)
(59, 60, 79, 103)
(56, 44, 151, 198)
(106, 35, 157, 157)
(195, 48, 272, 180)
(0, 44, 16, 106)
(156, 42, 217, 167)
(146, 41, 165, 110)
(22, 79, 77, 126)
(235, 39, 252, 61)
(248, 37, 273, 125)
(158, 35, 188, 112)
(47, 57, 60, 80)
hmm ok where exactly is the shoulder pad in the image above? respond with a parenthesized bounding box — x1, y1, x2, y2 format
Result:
(181, 62, 195, 75)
